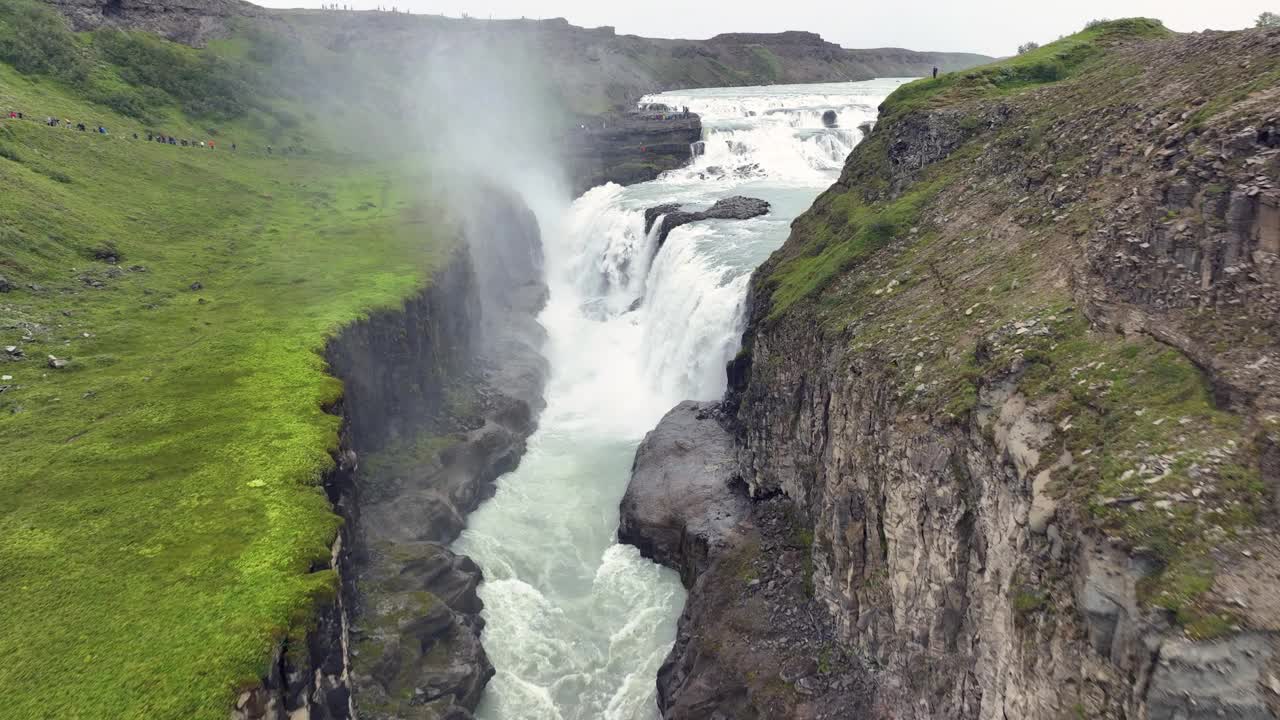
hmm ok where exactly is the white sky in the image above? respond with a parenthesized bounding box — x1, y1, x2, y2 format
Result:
(251, 0, 1270, 57)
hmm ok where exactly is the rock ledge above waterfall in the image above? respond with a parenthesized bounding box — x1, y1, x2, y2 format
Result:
(643, 196, 771, 246)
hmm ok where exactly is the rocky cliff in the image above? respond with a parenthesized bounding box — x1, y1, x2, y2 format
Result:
(45, 0, 261, 45)
(623, 20, 1280, 720)
(232, 187, 547, 720)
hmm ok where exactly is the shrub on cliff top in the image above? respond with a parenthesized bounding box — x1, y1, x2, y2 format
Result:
(0, 0, 265, 123)
(0, 0, 89, 83)
(91, 28, 258, 120)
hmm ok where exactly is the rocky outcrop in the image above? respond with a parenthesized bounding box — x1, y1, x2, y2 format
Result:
(628, 22, 1280, 720)
(644, 196, 772, 246)
(232, 187, 547, 720)
(620, 402, 878, 720)
(562, 111, 702, 194)
(619, 401, 750, 585)
(44, 0, 260, 45)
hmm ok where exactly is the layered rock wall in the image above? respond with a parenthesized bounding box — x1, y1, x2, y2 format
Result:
(624, 24, 1280, 720)
(562, 112, 702, 194)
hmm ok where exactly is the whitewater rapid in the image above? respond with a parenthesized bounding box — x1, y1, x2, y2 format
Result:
(452, 78, 909, 720)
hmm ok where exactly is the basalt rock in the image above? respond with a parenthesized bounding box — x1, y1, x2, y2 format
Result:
(332, 187, 547, 720)
(643, 196, 771, 246)
(619, 402, 877, 719)
(562, 111, 703, 194)
(619, 401, 750, 586)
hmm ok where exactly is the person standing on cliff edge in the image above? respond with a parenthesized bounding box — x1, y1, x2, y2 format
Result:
(933, 67, 939, 79)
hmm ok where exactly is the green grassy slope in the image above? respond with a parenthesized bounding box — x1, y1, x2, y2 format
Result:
(0, 11, 454, 718)
(753, 19, 1276, 638)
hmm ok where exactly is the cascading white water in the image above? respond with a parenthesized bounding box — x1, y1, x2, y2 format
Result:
(453, 78, 910, 720)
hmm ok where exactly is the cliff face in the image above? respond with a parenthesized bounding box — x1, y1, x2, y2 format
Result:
(232, 188, 548, 720)
(624, 21, 1280, 720)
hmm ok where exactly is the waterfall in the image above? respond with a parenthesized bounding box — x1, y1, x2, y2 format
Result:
(453, 78, 911, 720)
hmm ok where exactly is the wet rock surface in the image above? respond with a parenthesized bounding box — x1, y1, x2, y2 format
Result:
(620, 401, 750, 585)
(644, 196, 771, 246)
(619, 402, 877, 719)
(331, 189, 548, 720)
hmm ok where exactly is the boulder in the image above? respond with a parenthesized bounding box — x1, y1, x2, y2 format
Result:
(0, 275, 11, 293)
(618, 401, 750, 585)
(822, 109, 839, 128)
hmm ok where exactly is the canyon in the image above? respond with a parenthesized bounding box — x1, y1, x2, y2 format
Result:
(6, 2, 1280, 719)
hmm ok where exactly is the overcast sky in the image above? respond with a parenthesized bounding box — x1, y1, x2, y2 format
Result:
(252, 0, 1270, 56)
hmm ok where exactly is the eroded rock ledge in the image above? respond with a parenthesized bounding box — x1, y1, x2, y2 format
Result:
(619, 401, 750, 585)
(562, 111, 703, 195)
(644, 196, 771, 247)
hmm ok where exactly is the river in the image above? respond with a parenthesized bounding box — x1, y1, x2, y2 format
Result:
(452, 78, 909, 720)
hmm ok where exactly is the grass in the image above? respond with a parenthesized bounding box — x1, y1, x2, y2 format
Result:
(1011, 317, 1262, 635)
(880, 18, 1171, 118)
(764, 176, 941, 319)
(746, 45, 783, 83)
(0, 57, 453, 720)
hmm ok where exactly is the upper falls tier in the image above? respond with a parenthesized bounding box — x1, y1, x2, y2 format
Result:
(561, 111, 703, 195)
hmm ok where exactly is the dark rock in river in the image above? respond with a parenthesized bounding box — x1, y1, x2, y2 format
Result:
(822, 109, 838, 128)
(643, 196, 771, 246)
